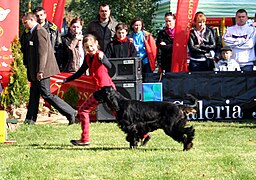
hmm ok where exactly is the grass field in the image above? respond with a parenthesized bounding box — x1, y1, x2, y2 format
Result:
(0, 121, 256, 179)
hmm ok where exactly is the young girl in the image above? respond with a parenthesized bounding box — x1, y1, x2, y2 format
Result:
(59, 34, 115, 145)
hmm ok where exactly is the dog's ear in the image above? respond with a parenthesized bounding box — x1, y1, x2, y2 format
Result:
(105, 87, 120, 111)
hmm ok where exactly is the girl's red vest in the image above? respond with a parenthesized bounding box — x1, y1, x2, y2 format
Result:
(86, 50, 115, 90)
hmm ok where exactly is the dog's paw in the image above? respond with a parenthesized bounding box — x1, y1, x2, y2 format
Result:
(129, 141, 138, 149)
(183, 142, 193, 151)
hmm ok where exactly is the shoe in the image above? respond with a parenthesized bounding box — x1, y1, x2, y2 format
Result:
(141, 134, 151, 146)
(67, 110, 78, 125)
(24, 119, 36, 125)
(70, 140, 90, 146)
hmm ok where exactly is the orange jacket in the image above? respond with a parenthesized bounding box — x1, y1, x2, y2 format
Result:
(144, 31, 157, 71)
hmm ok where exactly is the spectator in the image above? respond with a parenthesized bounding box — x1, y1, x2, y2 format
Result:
(188, 12, 216, 71)
(62, 18, 84, 72)
(214, 46, 241, 71)
(128, 17, 157, 75)
(105, 22, 137, 58)
(223, 9, 256, 71)
(57, 34, 115, 146)
(20, 12, 77, 125)
(33, 7, 63, 71)
(156, 12, 176, 72)
(86, 3, 118, 52)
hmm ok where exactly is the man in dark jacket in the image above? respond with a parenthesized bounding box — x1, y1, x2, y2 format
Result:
(20, 12, 77, 125)
(86, 3, 118, 52)
(33, 7, 63, 71)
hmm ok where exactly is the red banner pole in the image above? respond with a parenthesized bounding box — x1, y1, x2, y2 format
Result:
(171, 0, 199, 72)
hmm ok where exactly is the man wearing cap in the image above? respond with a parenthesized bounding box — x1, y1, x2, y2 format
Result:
(223, 9, 256, 71)
(214, 46, 241, 71)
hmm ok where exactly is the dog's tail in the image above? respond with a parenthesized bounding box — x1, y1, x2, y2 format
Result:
(178, 94, 198, 119)
(182, 94, 198, 108)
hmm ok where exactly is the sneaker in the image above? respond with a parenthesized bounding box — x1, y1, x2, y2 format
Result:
(67, 110, 78, 125)
(141, 134, 151, 146)
(70, 140, 90, 146)
(24, 119, 36, 125)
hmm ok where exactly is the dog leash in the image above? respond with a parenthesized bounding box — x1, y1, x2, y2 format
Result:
(158, 70, 165, 82)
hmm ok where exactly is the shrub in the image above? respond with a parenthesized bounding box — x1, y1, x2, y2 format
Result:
(0, 37, 29, 113)
(63, 85, 79, 109)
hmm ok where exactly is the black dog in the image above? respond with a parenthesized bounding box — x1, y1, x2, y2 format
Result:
(94, 86, 196, 151)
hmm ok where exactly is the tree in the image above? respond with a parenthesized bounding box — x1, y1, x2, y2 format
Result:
(0, 37, 30, 111)
(67, 0, 158, 35)
(19, 0, 42, 36)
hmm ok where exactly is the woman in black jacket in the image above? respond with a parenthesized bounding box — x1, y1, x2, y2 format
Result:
(156, 12, 176, 72)
(188, 12, 216, 71)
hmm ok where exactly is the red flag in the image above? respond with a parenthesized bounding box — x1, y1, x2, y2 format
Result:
(171, 0, 199, 72)
(42, 0, 66, 30)
(53, 0, 66, 31)
(42, 0, 58, 22)
(0, 0, 19, 88)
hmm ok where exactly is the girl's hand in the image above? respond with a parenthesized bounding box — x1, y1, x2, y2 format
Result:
(55, 80, 64, 84)
(75, 34, 83, 41)
(98, 51, 104, 61)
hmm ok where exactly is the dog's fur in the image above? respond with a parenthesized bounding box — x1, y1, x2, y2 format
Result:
(94, 86, 196, 151)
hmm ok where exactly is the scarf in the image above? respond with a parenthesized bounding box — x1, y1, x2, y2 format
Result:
(117, 37, 128, 43)
(194, 27, 206, 44)
(165, 27, 175, 39)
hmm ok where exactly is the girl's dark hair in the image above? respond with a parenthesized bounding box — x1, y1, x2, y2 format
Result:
(165, 12, 176, 19)
(115, 22, 128, 32)
(70, 18, 83, 27)
(194, 12, 206, 23)
(130, 17, 144, 31)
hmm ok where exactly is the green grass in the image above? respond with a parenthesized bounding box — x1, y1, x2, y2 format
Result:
(1, 121, 256, 179)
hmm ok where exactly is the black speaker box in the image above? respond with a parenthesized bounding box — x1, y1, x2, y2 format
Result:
(96, 80, 142, 121)
(108, 57, 142, 81)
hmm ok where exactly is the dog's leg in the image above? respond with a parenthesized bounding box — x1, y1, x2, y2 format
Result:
(163, 118, 195, 151)
(126, 134, 138, 148)
(126, 124, 140, 148)
(182, 126, 195, 151)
